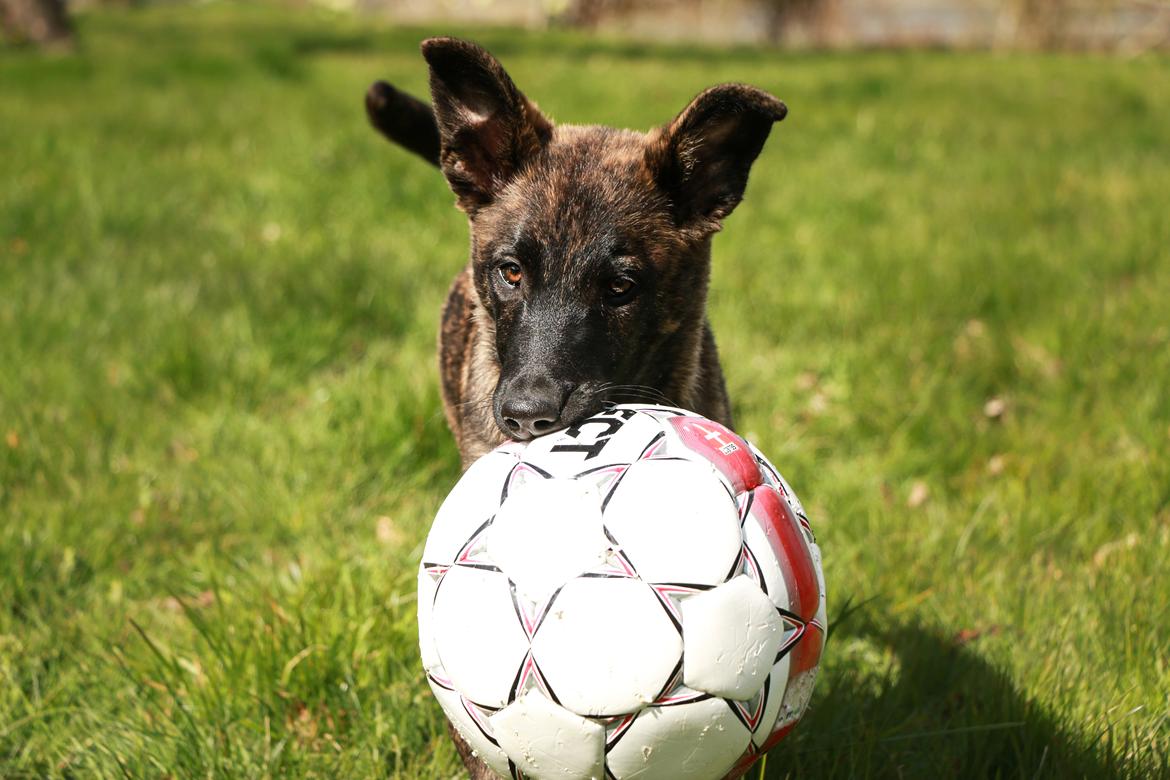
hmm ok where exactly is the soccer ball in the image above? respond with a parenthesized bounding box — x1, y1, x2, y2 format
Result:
(418, 405, 826, 780)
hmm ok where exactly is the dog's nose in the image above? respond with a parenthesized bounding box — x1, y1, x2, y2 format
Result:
(500, 380, 567, 439)
(500, 395, 561, 438)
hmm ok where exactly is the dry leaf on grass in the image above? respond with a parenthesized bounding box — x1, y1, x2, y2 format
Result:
(1092, 532, 1140, 569)
(376, 515, 403, 546)
(908, 481, 930, 508)
(953, 625, 1002, 645)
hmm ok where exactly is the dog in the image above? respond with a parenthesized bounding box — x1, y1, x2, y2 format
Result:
(366, 37, 786, 778)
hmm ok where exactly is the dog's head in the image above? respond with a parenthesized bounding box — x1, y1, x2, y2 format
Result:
(369, 38, 785, 441)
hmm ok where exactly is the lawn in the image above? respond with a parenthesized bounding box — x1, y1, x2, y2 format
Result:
(1, 4, 1168, 777)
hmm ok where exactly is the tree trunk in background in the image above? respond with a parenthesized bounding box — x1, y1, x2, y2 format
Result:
(764, 0, 840, 47)
(0, 0, 73, 47)
(559, 0, 637, 29)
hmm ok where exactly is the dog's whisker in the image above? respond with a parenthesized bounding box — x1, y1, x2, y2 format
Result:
(454, 397, 496, 415)
(601, 383, 676, 406)
(604, 386, 663, 395)
(603, 389, 677, 407)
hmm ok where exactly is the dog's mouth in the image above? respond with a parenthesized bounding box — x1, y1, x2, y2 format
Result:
(494, 380, 677, 441)
(557, 382, 610, 432)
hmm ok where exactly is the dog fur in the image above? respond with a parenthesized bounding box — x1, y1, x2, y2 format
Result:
(366, 37, 785, 777)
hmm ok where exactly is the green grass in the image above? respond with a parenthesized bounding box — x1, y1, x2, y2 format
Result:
(2, 4, 1168, 777)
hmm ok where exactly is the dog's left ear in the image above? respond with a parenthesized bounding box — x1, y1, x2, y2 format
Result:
(649, 84, 787, 230)
(365, 80, 442, 167)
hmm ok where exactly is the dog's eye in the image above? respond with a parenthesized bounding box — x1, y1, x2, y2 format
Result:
(497, 262, 523, 288)
(606, 276, 636, 303)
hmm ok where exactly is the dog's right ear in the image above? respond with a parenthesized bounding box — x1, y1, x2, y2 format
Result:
(421, 37, 553, 213)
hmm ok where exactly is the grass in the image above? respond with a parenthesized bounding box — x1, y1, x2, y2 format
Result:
(1, 4, 1168, 777)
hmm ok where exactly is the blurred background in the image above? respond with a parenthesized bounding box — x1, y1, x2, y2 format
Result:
(6, 0, 1170, 48)
(2, 0, 1168, 778)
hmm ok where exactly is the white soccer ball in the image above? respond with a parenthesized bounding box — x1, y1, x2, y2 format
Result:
(419, 404, 826, 780)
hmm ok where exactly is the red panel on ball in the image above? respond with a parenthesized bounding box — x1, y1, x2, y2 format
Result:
(789, 622, 825, 677)
(748, 486, 820, 626)
(667, 417, 762, 494)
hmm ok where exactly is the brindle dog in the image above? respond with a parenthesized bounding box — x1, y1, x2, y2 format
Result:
(366, 37, 786, 778)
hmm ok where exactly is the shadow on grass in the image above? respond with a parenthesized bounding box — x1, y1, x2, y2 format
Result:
(765, 603, 1145, 779)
